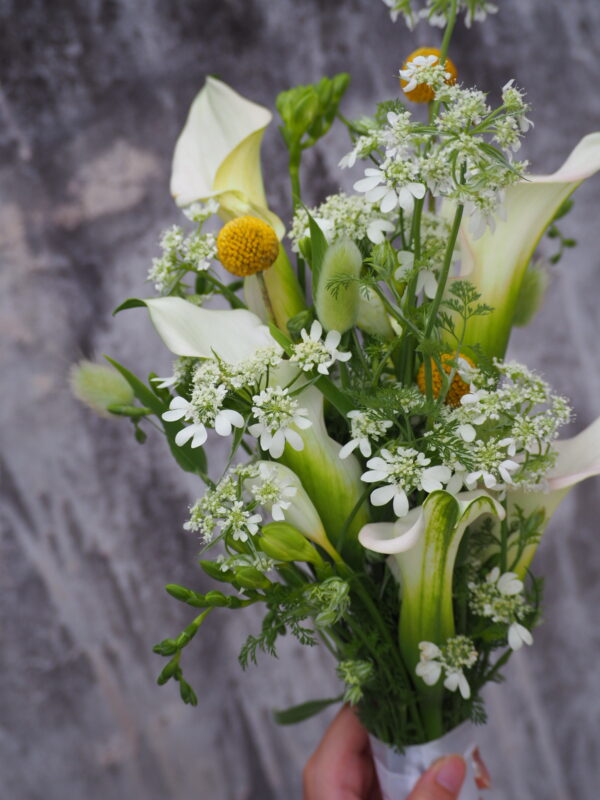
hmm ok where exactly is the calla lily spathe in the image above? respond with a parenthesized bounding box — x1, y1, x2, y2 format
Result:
(455, 133, 600, 359)
(271, 363, 370, 566)
(140, 297, 278, 363)
(359, 490, 505, 738)
(171, 76, 283, 236)
(359, 490, 504, 659)
(247, 461, 336, 557)
(171, 77, 306, 330)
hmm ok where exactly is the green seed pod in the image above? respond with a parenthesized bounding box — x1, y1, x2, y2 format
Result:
(69, 360, 135, 417)
(315, 237, 362, 333)
(259, 522, 324, 566)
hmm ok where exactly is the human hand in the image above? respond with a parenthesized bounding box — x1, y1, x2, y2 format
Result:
(303, 705, 466, 800)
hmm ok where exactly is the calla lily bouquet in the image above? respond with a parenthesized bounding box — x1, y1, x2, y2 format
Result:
(72, 0, 600, 754)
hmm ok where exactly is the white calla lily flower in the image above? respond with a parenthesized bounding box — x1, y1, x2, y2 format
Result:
(246, 461, 334, 555)
(270, 363, 369, 565)
(359, 491, 504, 668)
(454, 133, 600, 358)
(138, 297, 279, 363)
(170, 76, 284, 237)
(170, 77, 306, 330)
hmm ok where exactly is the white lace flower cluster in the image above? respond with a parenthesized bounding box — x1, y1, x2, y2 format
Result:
(416, 636, 478, 699)
(217, 551, 275, 575)
(162, 360, 244, 448)
(249, 463, 298, 521)
(185, 461, 305, 544)
(446, 359, 572, 491)
(399, 55, 452, 96)
(159, 328, 352, 457)
(289, 192, 395, 250)
(469, 567, 534, 651)
(383, 0, 497, 29)
(184, 465, 260, 543)
(350, 358, 570, 518)
(290, 321, 351, 375)
(343, 78, 530, 238)
(339, 410, 394, 459)
(361, 447, 452, 517)
(148, 224, 217, 294)
(248, 387, 312, 458)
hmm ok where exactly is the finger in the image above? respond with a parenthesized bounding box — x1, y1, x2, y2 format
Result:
(316, 705, 369, 759)
(304, 706, 376, 800)
(406, 755, 466, 800)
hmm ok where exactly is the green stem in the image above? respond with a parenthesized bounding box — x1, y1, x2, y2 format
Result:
(438, 0, 458, 64)
(332, 557, 425, 740)
(424, 202, 464, 339)
(203, 273, 246, 309)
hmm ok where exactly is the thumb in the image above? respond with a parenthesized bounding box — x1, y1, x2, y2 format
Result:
(407, 755, 466, 800)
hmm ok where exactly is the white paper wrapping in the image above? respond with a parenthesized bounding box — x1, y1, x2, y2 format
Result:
(369, 722, 492, 799)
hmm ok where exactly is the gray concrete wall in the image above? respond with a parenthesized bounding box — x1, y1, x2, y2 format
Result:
(1, 1, 599, 798)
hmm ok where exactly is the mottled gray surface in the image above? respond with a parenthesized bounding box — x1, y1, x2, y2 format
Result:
(1, 1, 600, 798)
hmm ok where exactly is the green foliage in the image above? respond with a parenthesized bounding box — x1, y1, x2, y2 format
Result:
(277, 74, 350, 156)
(547, 198, 577, 264)
(273, 696, 343, 725)
(239, 584, 318, 667)
(105, 356, 209, 482)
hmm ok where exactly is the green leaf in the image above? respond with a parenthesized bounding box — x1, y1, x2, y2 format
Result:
(105, 356, 208, 480)
(273, 695, 342, 725)
(112, 297, 147, 315)
(106, 404, 152, 417)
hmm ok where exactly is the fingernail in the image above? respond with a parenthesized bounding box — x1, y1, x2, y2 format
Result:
(435, 755, 466, 793)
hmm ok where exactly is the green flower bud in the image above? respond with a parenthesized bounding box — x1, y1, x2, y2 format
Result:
(315, 237, 362, 333)
(233, 566, 271, 590)
(259, 522, 324, 566)
(70, 360, 134, 417)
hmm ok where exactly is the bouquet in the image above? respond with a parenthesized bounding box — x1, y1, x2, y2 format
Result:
(71, 0, 600, 795)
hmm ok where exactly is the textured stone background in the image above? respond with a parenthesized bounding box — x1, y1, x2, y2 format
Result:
(1, 1, 599, 798)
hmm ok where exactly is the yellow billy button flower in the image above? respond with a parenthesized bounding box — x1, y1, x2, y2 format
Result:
(400, 47, 458, 104)
(416, 353, 475, 407)
(216, 216, 279, 277)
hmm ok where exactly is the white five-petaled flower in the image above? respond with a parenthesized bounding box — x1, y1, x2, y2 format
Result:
(508, 621, 534, 651)
(339, 410, 394, 460)
(487, 566, 523, 596)
(443, 669, 472, 699)
(354, 168, 426, 215)
(361, 447, 452, 517)
(290, 320, 351, 376)
(415, 637, 477, 700)
(366, 218, 395, 244)
(251, 463, 298, 522)
(399, 54, 451, 94)
(162, 395, 244, 448)
(219, 500, 262, 543)
(486, 568, 533, 651)
(469, 567, 533, 652)
(465, 437, 519, 490)
(152, 374, 178, 389)
(416, 269, 438, 299)
(248, 387, 312, 459)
